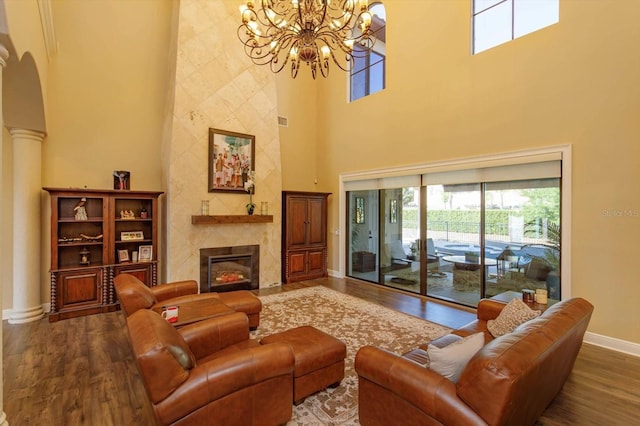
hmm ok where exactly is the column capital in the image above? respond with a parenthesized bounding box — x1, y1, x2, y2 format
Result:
(8, 128, 46, 142)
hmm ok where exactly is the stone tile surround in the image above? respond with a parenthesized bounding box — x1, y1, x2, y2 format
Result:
(162, 0, 282, 288)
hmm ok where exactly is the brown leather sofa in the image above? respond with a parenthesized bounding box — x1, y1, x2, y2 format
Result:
(355, 297, 594, 426)
(114, 273, 262, 329)
(126, 309, 295, 426)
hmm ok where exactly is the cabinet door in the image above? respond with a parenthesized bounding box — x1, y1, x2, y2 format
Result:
(307, 248, 327, 278)
(307, 197, 326, 245)
(287, 251, 308, 279)
(114, 263, 153, 287)
(288, 197, 309, 248)
(57, 269, 102, 310)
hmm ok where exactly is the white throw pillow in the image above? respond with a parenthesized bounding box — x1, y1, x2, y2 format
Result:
(487, 297, 542, 337)
(427, 332, 484, 383)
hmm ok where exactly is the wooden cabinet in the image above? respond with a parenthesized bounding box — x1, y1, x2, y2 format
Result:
(44, 188, 163, 321)
(282, 191, 330, 283)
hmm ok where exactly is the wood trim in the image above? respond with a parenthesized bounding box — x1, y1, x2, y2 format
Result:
(191, 215, 273, 224)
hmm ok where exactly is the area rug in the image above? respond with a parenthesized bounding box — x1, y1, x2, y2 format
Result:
(251, 286, 452, 425)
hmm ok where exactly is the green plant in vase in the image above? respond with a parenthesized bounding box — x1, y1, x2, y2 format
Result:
(244, 171, 256, 215)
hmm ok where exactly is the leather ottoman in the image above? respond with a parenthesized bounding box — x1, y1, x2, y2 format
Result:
(261, 325, 346, 404)
(213, 290, 262, 330)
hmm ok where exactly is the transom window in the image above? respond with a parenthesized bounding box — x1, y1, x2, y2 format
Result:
(350, 2, 386, 102)
(473, 0, 559, 54)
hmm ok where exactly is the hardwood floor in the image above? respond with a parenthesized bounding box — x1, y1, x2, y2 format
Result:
(3, 277, 639, 425)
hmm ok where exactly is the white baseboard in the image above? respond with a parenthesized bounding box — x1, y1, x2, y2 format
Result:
(328, 269, 342, 278)
(583, 331, 640, 357)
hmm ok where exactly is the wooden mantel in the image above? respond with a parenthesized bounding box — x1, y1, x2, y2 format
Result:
(191, 215, 273, 224)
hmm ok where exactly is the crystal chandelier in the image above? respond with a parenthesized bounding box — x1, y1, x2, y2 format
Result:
(238, 0, 376, 79)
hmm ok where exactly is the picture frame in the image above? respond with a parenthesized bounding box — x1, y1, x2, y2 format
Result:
(113, 170, 130, 190)
(355, 197, 365, 224)
(390, 199, 398, 223)
(208, 128, 255, 193)
(118, 249, 129, 263)
(138, 245, 153, 262)
(121, 231, 144, 241)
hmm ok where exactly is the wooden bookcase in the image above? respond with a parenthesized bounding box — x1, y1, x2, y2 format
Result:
(44, 188, 163, 321)
(282, 191, 331, 283)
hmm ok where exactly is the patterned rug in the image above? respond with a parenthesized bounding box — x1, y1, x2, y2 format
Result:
(251, 286, 452, 425)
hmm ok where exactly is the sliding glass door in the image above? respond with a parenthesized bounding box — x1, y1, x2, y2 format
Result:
(380, 187, 421, 293)
(348, 191, 379, 282)
(345, 159, 562, 307)
(426, 184, 484, 305)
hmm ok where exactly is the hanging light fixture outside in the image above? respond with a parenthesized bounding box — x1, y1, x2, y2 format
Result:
(238, 0, 376, 79)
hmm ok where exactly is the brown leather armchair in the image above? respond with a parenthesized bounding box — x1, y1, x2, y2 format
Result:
(126, 309, 295, 426)
(114, 273, 262, 328)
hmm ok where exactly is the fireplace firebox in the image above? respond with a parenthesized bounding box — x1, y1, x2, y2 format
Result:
(200, 245, 259, 293)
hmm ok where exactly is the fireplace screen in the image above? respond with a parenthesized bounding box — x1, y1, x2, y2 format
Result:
(208, 254, 252, 288)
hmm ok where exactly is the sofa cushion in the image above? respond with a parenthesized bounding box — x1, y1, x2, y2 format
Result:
(487, 297, 541, 337)
(427, 332, 484, 383)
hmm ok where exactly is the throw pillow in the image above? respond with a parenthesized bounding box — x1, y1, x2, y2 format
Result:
(427, 332, 484, 383)
(487, 297, 542, 337)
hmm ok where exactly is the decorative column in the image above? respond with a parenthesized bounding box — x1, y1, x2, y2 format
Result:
(9, 127, 46, 324)
(0, 42, 11, 426)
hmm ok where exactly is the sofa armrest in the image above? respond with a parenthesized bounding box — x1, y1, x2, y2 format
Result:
(151, 280, 199, 302)
(154, 343, 295, 425)
(355, 346, 485, 425)
(179, 312, 250, 360)
(476, 298, 507, 321)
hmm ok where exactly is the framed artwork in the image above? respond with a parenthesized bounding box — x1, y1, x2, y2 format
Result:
(121, 231, 144, 241)
(355, 197, 365, 224)
(208, 128, 255, 193)
(113, 170, 130, 190)
(138, 245, 153, 262)
(118, 249, 129, 263)
(390, 199, 398, 223)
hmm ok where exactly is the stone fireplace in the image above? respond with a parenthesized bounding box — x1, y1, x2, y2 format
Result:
(200, 245, 260, 293)
(162, 1, 282, 288)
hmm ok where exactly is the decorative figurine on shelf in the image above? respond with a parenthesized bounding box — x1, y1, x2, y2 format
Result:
(120, 210, 136, 219)
(140, 207, 148, 219)
(74, 197, 88, 221)
(113, 170, 130, 190)
(79, 247, 91, 265)
(244, 171, 256, 215)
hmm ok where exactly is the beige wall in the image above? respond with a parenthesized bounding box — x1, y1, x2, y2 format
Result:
(43, 0, 172, 190)
(2, 1, 638, 347)
(307, 0, 640, 344)
(276, 71, 318, 191)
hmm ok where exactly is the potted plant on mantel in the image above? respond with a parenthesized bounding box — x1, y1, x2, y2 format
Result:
(244, 171, 256, 215)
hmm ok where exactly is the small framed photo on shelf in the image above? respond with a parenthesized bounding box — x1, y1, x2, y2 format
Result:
(118, 249, 129, 263)
(121, 231, 144, 241)
(138, 245, 153, 262)
(114, 170, 130, 190)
